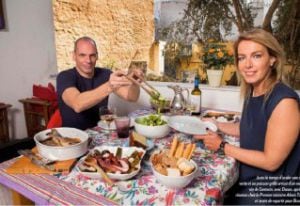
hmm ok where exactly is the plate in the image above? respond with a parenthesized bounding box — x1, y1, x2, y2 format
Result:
(97, 117, 135, 130)
(202, 110, 240, 123)
(123, 139, 154, 151)
(76, 146, 145, 180)
(168, 115, 217, 135)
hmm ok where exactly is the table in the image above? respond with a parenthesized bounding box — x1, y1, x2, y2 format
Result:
(0, 110, 239, 205)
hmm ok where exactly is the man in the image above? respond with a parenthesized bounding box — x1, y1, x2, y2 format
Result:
(57, 36, 142, 130)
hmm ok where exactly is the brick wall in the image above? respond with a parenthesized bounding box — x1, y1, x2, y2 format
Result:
(53, 0, 155, 71)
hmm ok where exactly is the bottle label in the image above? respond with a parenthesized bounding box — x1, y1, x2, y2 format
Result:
(190, 95, 201, 113)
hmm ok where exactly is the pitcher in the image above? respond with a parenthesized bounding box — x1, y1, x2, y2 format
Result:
(167, 85, 190, 114)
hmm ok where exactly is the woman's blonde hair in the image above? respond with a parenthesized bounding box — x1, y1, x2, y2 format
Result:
(233, 28, 285, 100)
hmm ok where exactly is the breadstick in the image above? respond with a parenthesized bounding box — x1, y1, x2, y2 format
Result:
(187, 143, 196, 160)
(183, 143, 192, 159)
(169, 136, 178, 157)
(175, 142, 184, 158)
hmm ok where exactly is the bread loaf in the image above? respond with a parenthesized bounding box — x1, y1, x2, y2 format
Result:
(187, 144, 196, 160)
(129, 131, 147, 149)
(182, 143, 192, 159)
(177, 158, 195, 175)
(174, 142, 184, 158)
(169, 136, 178, 157)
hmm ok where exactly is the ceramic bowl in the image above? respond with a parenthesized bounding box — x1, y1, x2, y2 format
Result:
(151, 157, 198, 189)
(34, 127, 89, 161)
(150, 98, 171, 112)
(134, 114, 170, 138)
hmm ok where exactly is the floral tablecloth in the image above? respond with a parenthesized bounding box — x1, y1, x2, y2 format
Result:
(60, 121, 239, 206)
(0, 108, 239, 205)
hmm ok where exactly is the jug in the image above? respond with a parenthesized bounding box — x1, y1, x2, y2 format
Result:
(168, 85, 190, 113)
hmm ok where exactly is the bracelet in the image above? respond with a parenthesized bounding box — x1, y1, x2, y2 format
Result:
(218, 140, 228, 156)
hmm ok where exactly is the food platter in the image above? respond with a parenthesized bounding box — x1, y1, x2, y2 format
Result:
(168, 116, 217, 135)
(201, 110, 240, 123)
(76, 146, 145, 180)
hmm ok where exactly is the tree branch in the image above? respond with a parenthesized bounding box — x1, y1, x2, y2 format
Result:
(232, 0, 244, 31)
(223, 3, 239, 26)
(262, 0, 283, 32)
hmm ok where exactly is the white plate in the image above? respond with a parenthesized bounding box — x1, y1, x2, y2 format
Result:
(77, 146, 145, 180)
(168, 115, 217, 135)
(97, 117, 135, 130)
(123, 139, 154, 151)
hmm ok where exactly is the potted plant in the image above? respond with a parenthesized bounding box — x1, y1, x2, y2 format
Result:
(202, 40, 234, 87)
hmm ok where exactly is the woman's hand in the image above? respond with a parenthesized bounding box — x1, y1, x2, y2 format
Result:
(201, 117, 218, 131)
(194, 131, 223, 151)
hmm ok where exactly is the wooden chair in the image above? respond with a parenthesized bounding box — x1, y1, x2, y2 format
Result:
(0, 103, 12, 143)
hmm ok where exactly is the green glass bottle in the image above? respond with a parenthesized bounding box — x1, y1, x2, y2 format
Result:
(190, 75, 201, 115)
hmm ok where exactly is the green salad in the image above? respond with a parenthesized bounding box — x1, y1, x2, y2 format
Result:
(150, 96, 169, 106)
(136, 114, 167, 126)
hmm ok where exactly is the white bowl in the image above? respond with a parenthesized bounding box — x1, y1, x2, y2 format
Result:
(34, 127, 89, 161)
(151, 159, 198, 189)
(134, 114, 170, 138)
(78, 146, 145, 180)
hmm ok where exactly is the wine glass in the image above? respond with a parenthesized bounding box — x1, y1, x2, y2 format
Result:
(185, 99, 196, 116)
(99, 106, 116, 139)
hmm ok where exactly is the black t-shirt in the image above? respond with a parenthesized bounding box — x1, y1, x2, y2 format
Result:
(240, 82, 300, 181)
(56, 67, 112, 130)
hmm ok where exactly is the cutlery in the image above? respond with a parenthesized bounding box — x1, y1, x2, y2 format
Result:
(83, 156, 132, 191)
(83, 156, 114, 186)
(18, 149, 56, 171)
(125, 75, 161, 99)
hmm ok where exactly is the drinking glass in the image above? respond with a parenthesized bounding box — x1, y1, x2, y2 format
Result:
(99, 106, 116, 139)
(114, 116, 130, 138)
(185, 102, 196, 116)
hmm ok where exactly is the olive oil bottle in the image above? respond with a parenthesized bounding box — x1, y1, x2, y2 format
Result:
(190, 75, 201, 115)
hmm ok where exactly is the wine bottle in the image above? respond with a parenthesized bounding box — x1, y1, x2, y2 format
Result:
(190, 75, 201, 115)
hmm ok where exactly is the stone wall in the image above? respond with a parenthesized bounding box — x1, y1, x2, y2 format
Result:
(52, 0, 155, 71)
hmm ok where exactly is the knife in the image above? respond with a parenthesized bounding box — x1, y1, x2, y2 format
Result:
(18, 149, 56, 171)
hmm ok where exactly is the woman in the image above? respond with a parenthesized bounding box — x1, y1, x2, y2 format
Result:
(195, 29, 300, 205)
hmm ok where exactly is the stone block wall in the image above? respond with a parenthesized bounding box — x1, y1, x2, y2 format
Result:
(52, 0, 155, 71)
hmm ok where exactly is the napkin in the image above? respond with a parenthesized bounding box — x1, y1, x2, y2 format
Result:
(6, 148, 77, 174)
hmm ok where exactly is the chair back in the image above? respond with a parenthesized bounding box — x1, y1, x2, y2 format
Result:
(46, 109, 62, 129)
